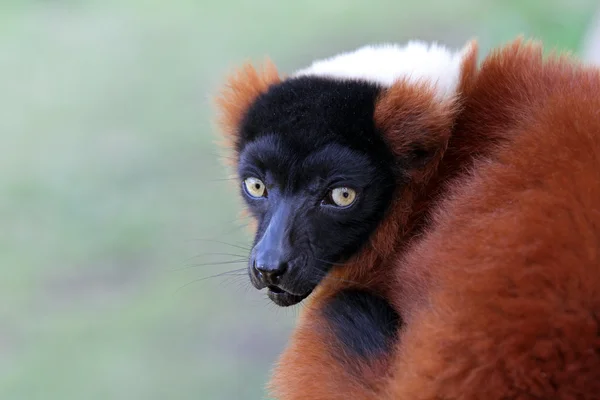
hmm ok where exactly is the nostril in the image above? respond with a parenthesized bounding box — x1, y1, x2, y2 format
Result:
(271, 262, 288, 281)
(269, 269, 283, 284)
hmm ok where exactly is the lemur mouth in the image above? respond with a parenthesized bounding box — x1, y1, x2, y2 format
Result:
(267, 285, 285, 294)
(267, 286, 312, 307)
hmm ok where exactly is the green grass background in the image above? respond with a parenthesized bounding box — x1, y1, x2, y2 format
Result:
(0, 0, 597, 399)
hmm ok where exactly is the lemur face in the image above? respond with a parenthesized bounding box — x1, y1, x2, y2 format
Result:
(216, 41, 476, 306)
(237, 77, 397, 306)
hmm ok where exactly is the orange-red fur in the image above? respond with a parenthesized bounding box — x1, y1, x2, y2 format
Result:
(386, 39, 600, 399)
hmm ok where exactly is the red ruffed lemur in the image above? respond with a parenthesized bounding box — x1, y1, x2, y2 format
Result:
(214, 37, 600, 399)
(214, 38, 483, 398)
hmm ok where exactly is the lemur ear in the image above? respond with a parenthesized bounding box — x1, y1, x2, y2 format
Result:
(213, 59, 281, 164)
(374, 40, 478, 184)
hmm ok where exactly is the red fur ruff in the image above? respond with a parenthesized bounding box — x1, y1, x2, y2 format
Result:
(387, 38, 600, 399)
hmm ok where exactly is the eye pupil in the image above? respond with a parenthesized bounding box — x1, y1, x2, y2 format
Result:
(343, 192, 348, 198)
(255, 183, 261, 190)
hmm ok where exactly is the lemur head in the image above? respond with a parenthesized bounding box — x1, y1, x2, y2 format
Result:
(215, 40, 478, 306)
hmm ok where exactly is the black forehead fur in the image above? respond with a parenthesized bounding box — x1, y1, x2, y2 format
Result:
(236, 76, 393, 162)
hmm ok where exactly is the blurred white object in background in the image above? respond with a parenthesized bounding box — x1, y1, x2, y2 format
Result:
(582, 8, 600, 64)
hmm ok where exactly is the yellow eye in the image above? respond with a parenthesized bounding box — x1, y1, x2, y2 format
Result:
(244, 177, 266, 198)
(330, 187, 357, 207)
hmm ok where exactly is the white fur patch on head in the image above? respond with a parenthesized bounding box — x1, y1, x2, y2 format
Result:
(293, 41, 470, 100)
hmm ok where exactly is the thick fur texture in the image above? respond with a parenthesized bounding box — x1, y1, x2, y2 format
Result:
(386, 39, 600, 399)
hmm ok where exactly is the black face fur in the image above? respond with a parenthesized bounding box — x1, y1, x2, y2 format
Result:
(237, 76, 397, 306)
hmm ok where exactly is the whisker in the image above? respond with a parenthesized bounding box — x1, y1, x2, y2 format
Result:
(213, 221, 252, 237)
(219, 274, 250, 288)
(187, 252, 249, 260)
(191, 238, 251, 251)
(223, 274, 250, 287)
(195, 215, 253, 240)
(187, 259, 247, 267)
(176, 268, 248, 291)
(170, 259, 247, 272)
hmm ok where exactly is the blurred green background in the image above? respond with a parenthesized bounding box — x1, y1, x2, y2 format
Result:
(1, 0, 598, 399)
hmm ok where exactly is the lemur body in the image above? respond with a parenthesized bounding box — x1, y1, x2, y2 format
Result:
(215, 38, 600, 399)
(387, 40, 600, 399)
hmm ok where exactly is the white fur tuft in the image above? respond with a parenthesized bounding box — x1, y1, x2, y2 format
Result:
(293, 41, 469, 100)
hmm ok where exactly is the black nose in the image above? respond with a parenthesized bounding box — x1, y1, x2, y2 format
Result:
(253, 259, 288, 286)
